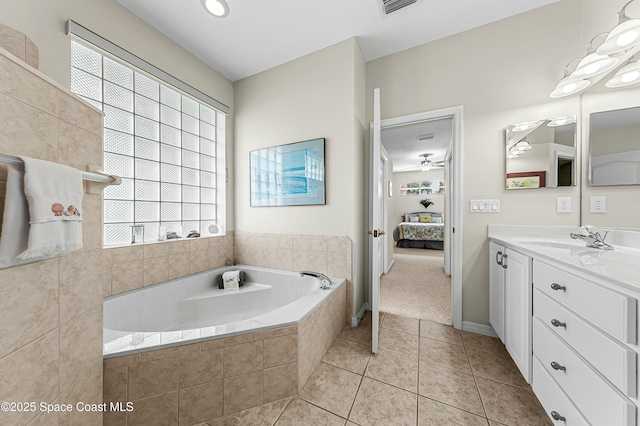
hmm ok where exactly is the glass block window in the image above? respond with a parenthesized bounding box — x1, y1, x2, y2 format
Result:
(71, 40, 222, 246)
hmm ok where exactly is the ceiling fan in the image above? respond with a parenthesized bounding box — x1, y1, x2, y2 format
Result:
(417, 153, 444, 171)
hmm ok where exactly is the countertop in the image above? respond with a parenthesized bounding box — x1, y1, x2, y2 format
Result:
(488, 225, 640, 292)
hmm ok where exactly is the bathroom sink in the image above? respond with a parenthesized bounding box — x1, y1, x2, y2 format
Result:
(518, 240, 586, 251)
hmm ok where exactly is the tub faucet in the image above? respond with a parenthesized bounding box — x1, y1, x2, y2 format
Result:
(300, 271, 331, 290)
(570, 225, 613, 250)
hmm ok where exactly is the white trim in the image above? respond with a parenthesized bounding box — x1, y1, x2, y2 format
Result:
(352, 302, 369, 327)
(386, 258, 395, 273)
(65, 19, 230, 114)
(462, 321, 498, 337)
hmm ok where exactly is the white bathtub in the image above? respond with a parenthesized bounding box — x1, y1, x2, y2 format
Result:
(103, 265, 345, 357)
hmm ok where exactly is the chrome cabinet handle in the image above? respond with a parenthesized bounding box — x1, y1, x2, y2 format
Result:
(551, 283, 566, 291)
(501, 254, 508, 269)
(551, 361, 566, 371)
(551, 411, 566, 422)
(496, 251, 503, 266)
(551, 319, 566, 328)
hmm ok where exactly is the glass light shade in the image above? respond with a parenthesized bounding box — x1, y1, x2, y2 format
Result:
(550, 76, 591, 98)
(606, 60, 640, 87)
(507, 152, 521, 159)
(421, 163, 432, 172)
(547, 116, 576, 127)
(597, 19, 640, 55)
(202, 0, 229, 17)
(569, 53, 620, 80)
(511, 121, 539, 132)
(515, 140, 532, 151)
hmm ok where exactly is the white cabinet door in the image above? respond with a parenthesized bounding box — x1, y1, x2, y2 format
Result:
(504, 248, 532, 383)
(489, 241, 506, 342)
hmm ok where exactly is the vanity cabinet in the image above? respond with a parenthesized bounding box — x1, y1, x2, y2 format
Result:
(489, 241, 532, 383)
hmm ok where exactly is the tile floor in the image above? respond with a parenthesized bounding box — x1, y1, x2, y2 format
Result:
(197, 312, 552, 426)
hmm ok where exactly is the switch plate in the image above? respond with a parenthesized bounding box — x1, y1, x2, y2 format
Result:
(590, 196, 606, 213)
(556, 197, 571, 213)
(470, 199, 500, 213)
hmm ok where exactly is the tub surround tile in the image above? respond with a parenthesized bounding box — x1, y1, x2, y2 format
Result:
(264, 334, 298, 368)
(56, 91, 103, 137)
(0, 52, 57, 115)
(57, 361, 102, 426)
(111, 260, 144, 294)
(224, 341, 264, 377)
(128, 357, 178, 401)
(418, 396, 489, 426)
(420, 320, 463, 346)
(298, 362, 361, 418)
(207, 396, 290, 426)
(349, 377, 417, 426)
(144, 242, 172, 259)
(110, 246, 144, 264)
(178, 381, 223, 426)
(365, 349, 418, 393)
(56, 120, 102, 171)
(460, 331, 509, 357)
(0, 23, 27, 61)
(58, 248, 102, 324)
(103, 366, 127, 405)
(0, 258, 58, 359)
(127, 391, 178, 426)
(191, 249, 210, 274)
(104, 353, 140, 369)
(139, 342, 201, 363)
(308, 250, 328, 273)
(322, 338, 371, 375)
(58, 304, 102, 393)
(419, 337, 471, 373)
(263, 362, 299, 403)
(253, 325, 297, 341)
(275, 397, 345, 426)
(292, 250, 310, 272)
(202, 333, 254, 351)
(25, 38, 39, 69)
(168, 251, 192, 280)
(276, 248, 294, 271)
(179, 348, 223, 388)
(418, 362, 485, 416)
(190, 238, 209, 252)
(223, 371, 263, 415)
(466, 348, 529, 389)
(475, 377, 550, 426)
(168, 240, 191, 254)
(27, 411, 59, 426)
(144, 255, 170, 286)
(80, 194, 102, 252)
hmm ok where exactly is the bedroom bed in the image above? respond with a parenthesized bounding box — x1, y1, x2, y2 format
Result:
(393, 212, 444, 250)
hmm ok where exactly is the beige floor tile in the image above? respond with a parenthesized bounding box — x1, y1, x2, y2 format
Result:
(361, 310, 385, 327)
(419, 337, 471, 373)
(323, 338, 371, 374)
(489, 422, 509, 426)
(207, 397, 291, 426)
(365, 349, 418, 393)
(349, 377, 417, 426)
(466, 349, 528, 389)
(378, 328, 419, 358)
(475, 377, 551, 426)
(420, 320, 463, 346)
(460, 331, 508, 357)
(418, 362, 485, 416)
(381, 313, 420, 335)
(275, 397, 346, 426)
(339, 324, 372, 346)
(418, 396, 489, 426)
(299, 362, 362, 418)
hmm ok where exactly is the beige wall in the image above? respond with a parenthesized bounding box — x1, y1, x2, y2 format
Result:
(0, 0, 236, 230)
(392, 170, 446, 224)
(233, 38, 367, 319)
(367, 0, 584, 325)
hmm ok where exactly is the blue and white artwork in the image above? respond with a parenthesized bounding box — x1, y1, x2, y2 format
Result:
(250, 138, 325, 206)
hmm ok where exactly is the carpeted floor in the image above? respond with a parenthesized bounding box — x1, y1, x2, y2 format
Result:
(379, 248, 452, 325)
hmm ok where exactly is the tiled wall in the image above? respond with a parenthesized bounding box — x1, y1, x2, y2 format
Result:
(102, 234, 234, 297)
(233, 231, 353, 323)
(103, 284, 345, 425)
(0, 23, 39, 69)
(0, 44, 104, 425)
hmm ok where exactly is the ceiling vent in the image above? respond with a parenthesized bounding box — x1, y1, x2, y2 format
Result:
(417, 133, 435, 141)
(379, 0, 420, 16)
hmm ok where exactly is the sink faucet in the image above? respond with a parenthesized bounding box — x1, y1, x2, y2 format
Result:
(570, 225, 613, 250)
(300, 271, 331, 289)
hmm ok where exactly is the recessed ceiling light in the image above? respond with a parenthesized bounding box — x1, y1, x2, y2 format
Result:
(202, 0, 229, 18)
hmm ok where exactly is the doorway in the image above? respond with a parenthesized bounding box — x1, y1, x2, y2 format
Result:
(370, 107, 463, 330)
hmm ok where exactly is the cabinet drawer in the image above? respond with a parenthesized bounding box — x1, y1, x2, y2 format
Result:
(533, 318, 636, 426)
(533, 357, 589, 426)
(534, 289, 636, 397)
(534, 260, 637, 344)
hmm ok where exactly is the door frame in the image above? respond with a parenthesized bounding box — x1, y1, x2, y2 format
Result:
(370, 106, 463, 329)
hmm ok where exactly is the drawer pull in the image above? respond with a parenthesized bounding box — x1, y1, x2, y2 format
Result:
(551, 319, 566, 328)
(551, 361, 566, 372)
(551, 411, 566, 422)
(550, 283, 566, 291)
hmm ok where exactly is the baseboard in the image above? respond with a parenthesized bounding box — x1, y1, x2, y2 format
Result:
(461, 321, 498, 337)
(351, 302, 369, 327)
(385, 258, 395, 274)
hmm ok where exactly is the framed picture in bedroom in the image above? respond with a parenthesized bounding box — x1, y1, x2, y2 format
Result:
(250, 138, 326, 207)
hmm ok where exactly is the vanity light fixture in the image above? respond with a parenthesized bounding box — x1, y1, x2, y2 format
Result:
(606, 58, 640, 87)
(550, 58, 592, 98)
(597, 0, 640, 56)
(202, 0, 229, 17)
(570, 34, 620, 80)
(514, 139, 533, 151)
(547, 115, 577, 127)
(511, 121, 539, 132)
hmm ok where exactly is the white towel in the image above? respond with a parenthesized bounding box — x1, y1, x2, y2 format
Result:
(222, 271, 241, 291)
(0, 163, 31, 268)
(16, 157, 84, 260)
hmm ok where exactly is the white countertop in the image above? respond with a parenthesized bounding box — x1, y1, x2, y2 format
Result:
(488, 225, 640, 292)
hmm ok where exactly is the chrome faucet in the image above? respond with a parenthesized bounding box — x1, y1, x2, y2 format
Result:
(570, 225, 613, 250)
(300, 271, 331, 289)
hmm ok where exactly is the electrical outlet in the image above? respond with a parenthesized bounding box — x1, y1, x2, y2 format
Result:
(590, 196, 607, 213)
(556, 197, 572, 213)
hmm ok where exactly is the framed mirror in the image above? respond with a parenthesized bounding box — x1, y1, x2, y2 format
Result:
(588, 106, 640, 186)
(505, 116, 577, 189)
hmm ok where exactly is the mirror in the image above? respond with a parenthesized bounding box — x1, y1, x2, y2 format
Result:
(505, 116, 577, 189)
(588, 106, 640, 186)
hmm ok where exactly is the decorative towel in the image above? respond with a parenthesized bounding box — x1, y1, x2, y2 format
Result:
(0, 163, 31, 268)
(222, 271, 241, 291)
(16, 157, 84, 260)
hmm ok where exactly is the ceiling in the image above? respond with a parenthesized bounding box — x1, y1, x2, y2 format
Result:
(117, 0, 559, 82)
(382, 118, 452, 173)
